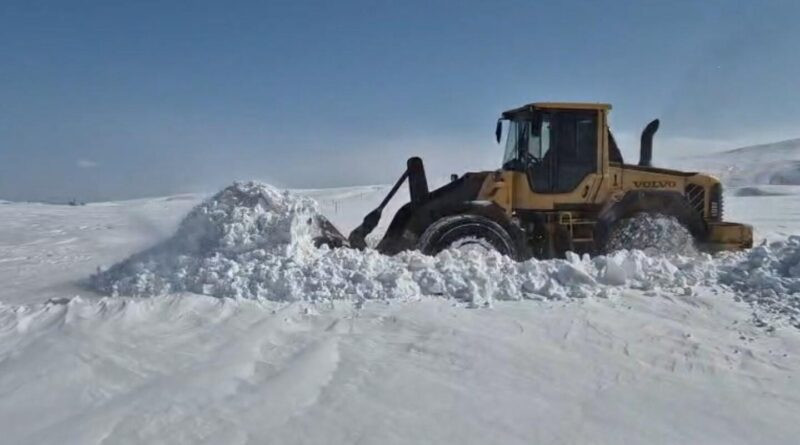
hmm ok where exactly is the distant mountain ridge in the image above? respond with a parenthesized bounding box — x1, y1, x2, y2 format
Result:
(720, 137, 800, 156)
(677, 137, 800, 186)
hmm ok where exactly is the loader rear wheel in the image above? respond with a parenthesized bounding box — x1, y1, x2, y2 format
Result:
(417, 215, 518, 258)
(604, 213, 697, 255)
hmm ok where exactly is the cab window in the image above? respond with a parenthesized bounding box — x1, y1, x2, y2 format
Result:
(503, 111, 598, 193)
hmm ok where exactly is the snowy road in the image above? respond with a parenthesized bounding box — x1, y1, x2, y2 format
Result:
(1, 186, 800, 444)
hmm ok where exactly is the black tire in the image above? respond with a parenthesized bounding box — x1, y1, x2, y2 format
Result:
(604, 213, 697, 255)
(417, 214, 519, 258)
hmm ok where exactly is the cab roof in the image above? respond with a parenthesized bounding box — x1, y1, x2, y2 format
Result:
(501, 102, 611, 118)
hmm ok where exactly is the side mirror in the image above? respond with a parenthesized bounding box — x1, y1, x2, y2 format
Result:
(495, 120, 503, 143)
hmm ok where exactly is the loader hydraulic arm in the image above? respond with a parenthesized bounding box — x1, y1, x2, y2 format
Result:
(347, 157, 429, 249)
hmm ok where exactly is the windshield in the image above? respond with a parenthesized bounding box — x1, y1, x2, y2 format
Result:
(502, 117, 551, 169)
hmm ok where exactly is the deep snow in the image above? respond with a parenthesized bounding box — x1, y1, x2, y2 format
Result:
(2, 164, 800, 443)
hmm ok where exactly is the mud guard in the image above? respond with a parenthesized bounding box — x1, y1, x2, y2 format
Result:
(594, 190, 708, 251)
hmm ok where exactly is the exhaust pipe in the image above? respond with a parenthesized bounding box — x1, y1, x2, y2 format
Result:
(639, 119, 660, 167)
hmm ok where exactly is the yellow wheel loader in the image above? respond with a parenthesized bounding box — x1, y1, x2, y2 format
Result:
(323, 102, 753, 259)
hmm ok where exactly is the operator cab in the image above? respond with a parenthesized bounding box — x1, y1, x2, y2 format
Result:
(496, 102, 620, 193)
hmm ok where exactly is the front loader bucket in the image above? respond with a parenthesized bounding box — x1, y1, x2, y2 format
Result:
(312, 215, 349, 249)
(700, 221, 753, 252)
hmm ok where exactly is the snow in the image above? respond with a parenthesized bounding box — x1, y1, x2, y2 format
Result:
(1, 293, 797, 445)
(90, 182, 331, 299)
(718, 237, 800, 328)
(2, 149, 800, 443)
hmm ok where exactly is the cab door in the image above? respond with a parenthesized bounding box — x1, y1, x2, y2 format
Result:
(527, 110, 598, 195)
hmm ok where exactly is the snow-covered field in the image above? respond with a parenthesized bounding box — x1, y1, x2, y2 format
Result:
(2, 150, 800, 444)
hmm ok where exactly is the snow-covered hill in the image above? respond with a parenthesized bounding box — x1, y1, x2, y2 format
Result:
(1, 175, 800, 444)
(675, 138, 800, 186)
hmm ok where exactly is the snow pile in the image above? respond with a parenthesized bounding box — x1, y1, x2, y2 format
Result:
(90, 182, 331, 297)
(718, 237, 800, 327)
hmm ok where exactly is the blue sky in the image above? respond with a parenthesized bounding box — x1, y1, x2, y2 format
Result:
(1, 0, 799, 201)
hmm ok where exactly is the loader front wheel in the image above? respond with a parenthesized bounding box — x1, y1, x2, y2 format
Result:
(417, 215, 518, 258)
